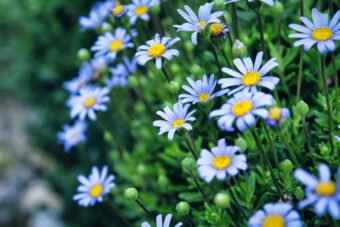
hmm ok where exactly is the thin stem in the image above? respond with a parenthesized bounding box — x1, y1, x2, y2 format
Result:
(331, 52, 338, 114)
(106, 202, 131, 226)
(210, 41, 222, 75)
(255, 9, 268, 60)
(136, 199, 154, 220)
(301, 116, 316, 165)
(189, 170, 210, 204)
(161, 67, 172, 83)
(186, 214, 196, 227)
(227, 179, 247, 220)
(250, 128, 284, 198)
(230, 3, 239, 39)
(209, 119, 219, 141)
(320, 55, 335, 153)
(300, 0, 304, 16)
(262, 123, 280, 168)
(276, 126, 301, 167)
(296, 48, 305, 101)
(220, 47, 231, 67)
(185, 135, 198, 160)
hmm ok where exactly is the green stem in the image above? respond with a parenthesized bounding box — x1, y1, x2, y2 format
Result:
(189, 170, 210, 204)
(227, 178, 247, 220)
(185, 135, 198, 160)
(276, 126, 301, 167)
(161, 67, 172, 83)
(300, 0, 304, 16)
(301, 116, 316, 165)
(296, 48, 305, 101)
(230, 3, 239, 39)
(136, 199, 154, 220)
(320, 54, 335, 153)
(210, 41, 222, 76)
(255, 9, 268, 60)
(262, 123, 280, 168)
(186, 214, 196, 227)
(331, 52, 338, 114)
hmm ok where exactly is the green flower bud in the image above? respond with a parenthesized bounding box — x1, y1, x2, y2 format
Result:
(294, 187, 304, 200)
(127, 76, 138, 88)
(273, 1, 283, 14)
(100, 22, 113, 33)
(137, 164, 148, 176)
(176, 201, 190, 215)
(124, 188, 138, 201)
(232, 39, 247, 58)
(296, 100, 309, 116)
(158, 175, 170, 188)
(77, 48, 90, 61)
(235, 137, 248, 152)
(181, 157, 196, 174)
(169, 81, 180, 93)
(280, 159, 293, 173)
(185, 41, 194, 52)
(214, 192, 230, 209)
(320, 145, 330, 157)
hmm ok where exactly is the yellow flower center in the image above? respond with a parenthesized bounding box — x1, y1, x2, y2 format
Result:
(268, 107, 282, 120)
(89, 184, 103, 198)
(311, 27, 333, 41)
(212, 155, 232, 170)
(210, 23, 224, 35)
(262, 215, 285, 227)
(172, 119, 184, 128)
(84, 97, 96, 108)
(112, 4, 124, 16)
(198, 93, 210, 102)
(232, 101, 253, 117)
(198, 20, 206, 28)
(315, 182, 336, 196)
(242, 71, 261, 86)
(109, 40, 123, 52)
(148, 44, 166, 58)
(134, 5, 148, 16)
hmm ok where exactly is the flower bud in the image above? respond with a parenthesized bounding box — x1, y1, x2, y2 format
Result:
(280, 159, 293, 173)
(320, 145, 330, 157)
(273, 1, 283, 14)
(137, 164, 148, 175)
(214, 192, 230, 209)
(100, 22, 113, 33)
(232, 39, 247, 58)
(294, 187, 304, 200)
(127, 76, 138, 88)
(181, 157, 196, 174)
(158, 175, 170, 188)
(176, 201, 190, 215)
(235, 137, 247, 152)
(124, 188, 139, 201)
(168, 81, 180, 93)
(296, 100, 309, 116)
(77, 48, 90, 61)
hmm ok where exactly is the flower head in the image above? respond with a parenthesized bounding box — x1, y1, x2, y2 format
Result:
(127, 0, 159, 25)
(248, 203, 303, 227)
(73, 166, 115, 207)
(289, 8, 340, 54)
(136, 34, 180, 69)
(197, 139, 247, 183)
(70, 86, 110, 121)
(174, 3, 223, 45)
(210, 90, 273, 131)
(57, 121, 87, 152)
(153, 101, 196, 140)
(79, 7, 105, 30)
(225, 0, 274, 6)
(142, 214, 182, 227)
(105, 58, 137, 88)
(179, 74, 229, 104)
(294, 163, 340, 219)
(64, 63, 93, 93)
(109, 2, 128, 18)
(219, 51, 280, 95)
(265, 106, 290, 126)
(209, 23, 229, 38)
(91, 28, 134, 61)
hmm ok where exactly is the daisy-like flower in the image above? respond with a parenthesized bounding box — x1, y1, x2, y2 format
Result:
(73, 166, 115, 207)
(109, 2, 128, 18)
(127, 0, 159, 25)
(105, 64, 129, 88)
(210, 90, 273, 131)
(79, 8, 105, 30)
(136, 34, 180, 69)
(248, 203, 303, 227)
(91, 28, 134, 61)
(142, 214, 182, 227)
(179, 74, 229, 104)
(64, 63, 93, 93)
(225, 0, 274, 6)
(57, 121, 87, 152)
(70, 86, 110, 121)
(209, 23, 229, 38)
(289, 8, 340, 54)
(153, 101, 196, 140)
(174, 3, 223, 45)
(197, 139, 247, 183)
(219, 51, 280, 95)
(265, 106, 290, 126)
(294, 163, 340, 219)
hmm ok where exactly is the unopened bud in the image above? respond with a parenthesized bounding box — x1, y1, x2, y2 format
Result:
(181, 157, 196, 174)
(124, 188, 138, 201)
(296, 100, 309, 116)
(232, 39, 247, 58)
(176, 201, 190, 215)
(214, 192, 230, 209)
(77, 48, 90, 61)
(280, 159, 293, 173)
(294, 187, 304, 200)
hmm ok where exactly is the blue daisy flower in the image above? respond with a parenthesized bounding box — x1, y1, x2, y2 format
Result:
(136, 34, 180, 69)
(64, 62, 93, 93)
(127, 0, 159, 25)
(73, 166, 115, 207)
(142, 214, 182, 227)
(219, 51, 280, 95)
(265, 107, 290, 126)
(294, 163, 340, 219)
(153, 100, 196, 140)
(289, 8, 340, 54)
(57, 121, 87, 152)
(109, 2, 128, 19)
(225, 0, 274, 6)
(174, 3, 223, 45)
(79, 8, 105, 30)
(91, 28, 134, 61)
(210, 90, 273, 131)
(179, 74, 229, 104)
(248, 203, 303, 227)
(197, 138, 247, 183)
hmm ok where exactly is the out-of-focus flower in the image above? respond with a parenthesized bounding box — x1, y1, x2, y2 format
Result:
(142, 214, 182, 227)
(79, 8, 105, 30)
(209, 23, 229, 38)
(174, 3, 223, 45)
(64, 63, 93, 93)
(219, 51, 280, 95)
(210, 90, 273, 131)
(127, 0, 159, 25)
(153, 101, 196, 140)
(265, 106, 290, 126)
(105, 64, 129, 88)
(73, 166, 115, 207)
(197, 139, 247, 183)
(57, 121, 87, 152)
(70, 86, 110, 121)
(109, 2, 128, 18)
(136, 34, 180, 69)
(248, 203, 303, 227)
(225, 0, 274, 6)
(91, 28, 133, 61)
(294, 163, 340, 219)
(179, 74, 229, 104)
(289, 8, 340, 54)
